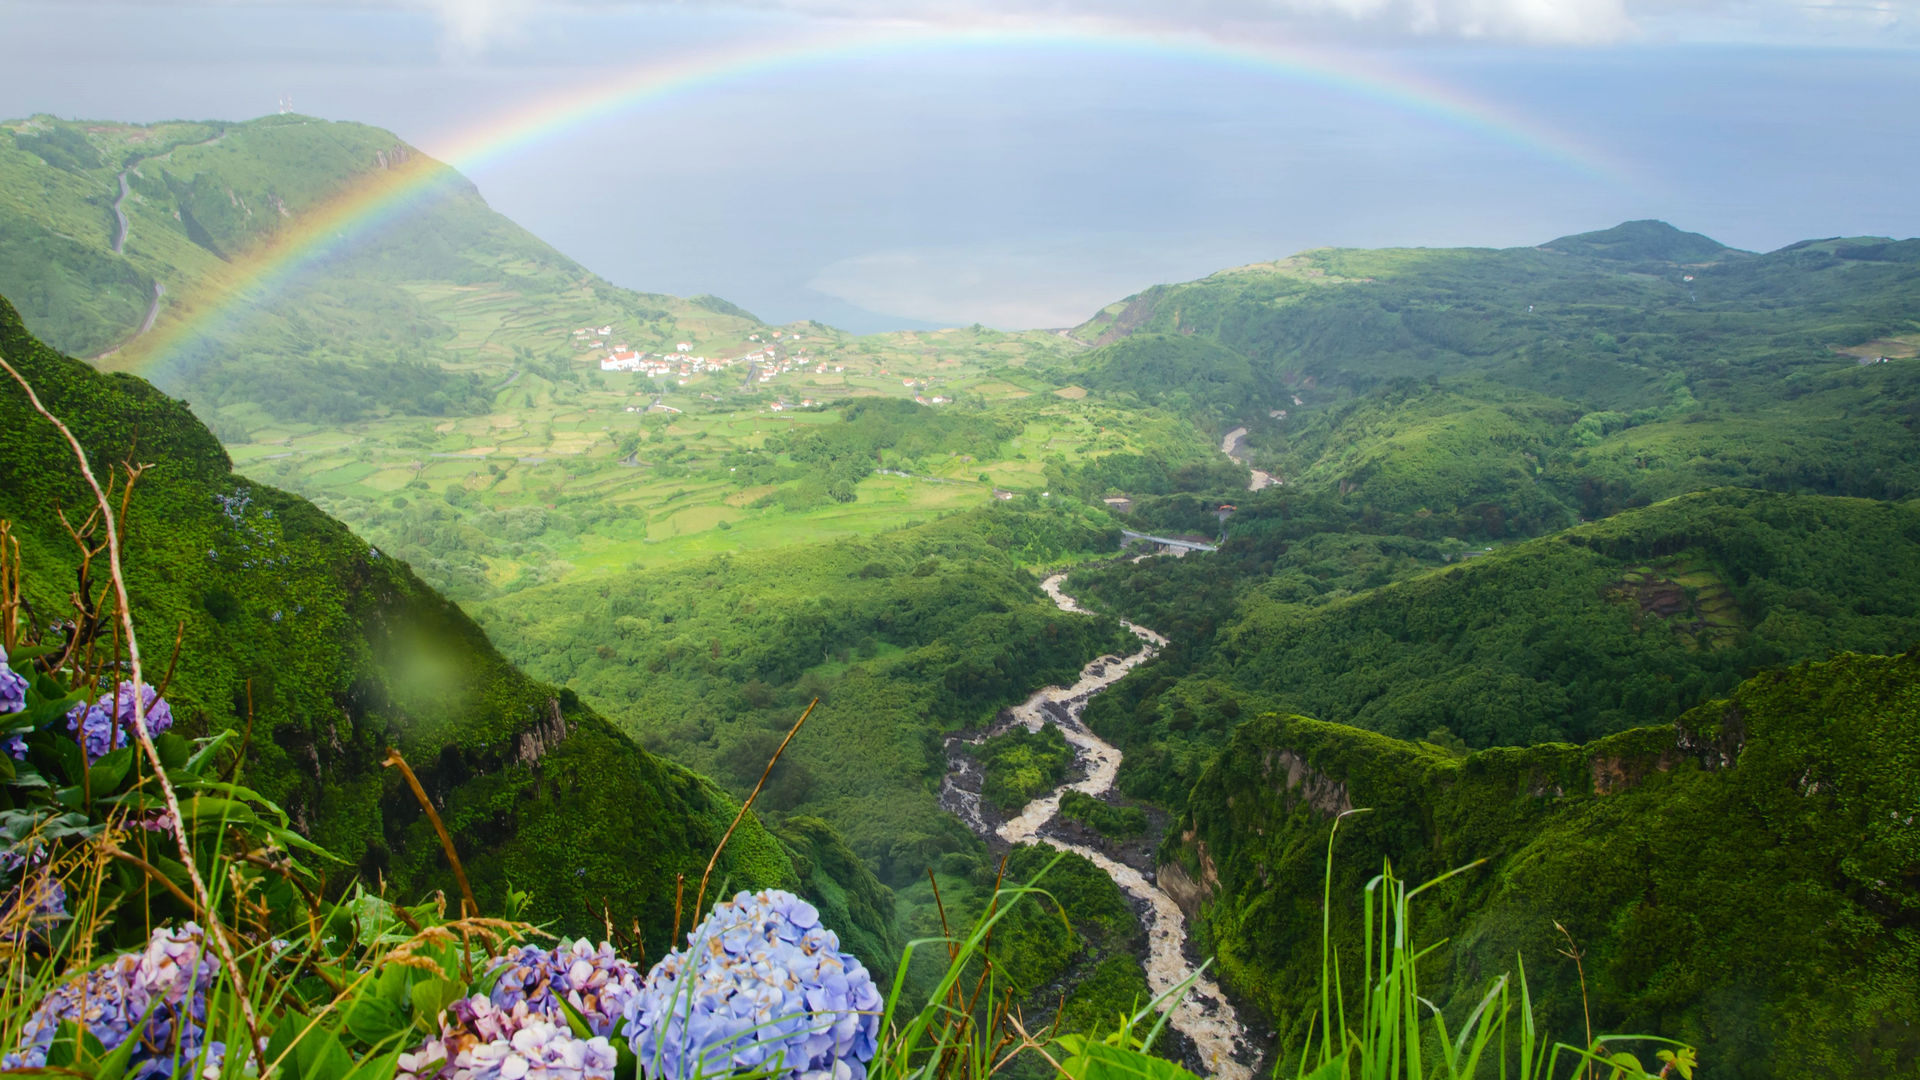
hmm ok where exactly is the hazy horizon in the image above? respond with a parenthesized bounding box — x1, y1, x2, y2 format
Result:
(5, 2, 1917, 332)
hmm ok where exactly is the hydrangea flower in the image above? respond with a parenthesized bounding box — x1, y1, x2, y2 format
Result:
(398, 995, 617, 1080)
(2, 871, 67, 935)
(624, 890, 882, 1080)
(489, 940, 643, 1038)
(0, 642, 26, 716)
(2, 922, 223, 1080)
(65, 682, 172, 761)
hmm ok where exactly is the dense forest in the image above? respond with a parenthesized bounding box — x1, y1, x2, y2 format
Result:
(1072, 489, 1920, 806)
(1173, 648, 1920, 1076)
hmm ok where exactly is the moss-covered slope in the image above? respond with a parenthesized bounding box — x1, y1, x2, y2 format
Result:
(0, 294, 832, 945)
(1078, 488, 1920, 805)
(1171, 650, 1920, 1077)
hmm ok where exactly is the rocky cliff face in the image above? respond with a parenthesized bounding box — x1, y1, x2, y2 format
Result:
(1171, 652, 1920, 1077)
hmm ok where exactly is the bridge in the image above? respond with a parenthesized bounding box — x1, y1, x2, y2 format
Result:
(1121, 529, 1218, 553)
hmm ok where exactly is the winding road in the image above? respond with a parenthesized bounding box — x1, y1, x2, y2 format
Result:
(112, 170, 132, 254)
(941, 575, 1253, 1080)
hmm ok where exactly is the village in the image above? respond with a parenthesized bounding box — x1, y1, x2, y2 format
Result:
(576, 323, 851, 388)
(565, 320, 974, 415)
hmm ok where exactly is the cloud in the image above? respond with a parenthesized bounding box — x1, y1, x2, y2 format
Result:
(412, 0, 535, 53)
(31, 0, 1911, 51)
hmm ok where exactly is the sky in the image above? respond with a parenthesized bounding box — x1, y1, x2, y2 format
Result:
(3, 1, 1917, 332)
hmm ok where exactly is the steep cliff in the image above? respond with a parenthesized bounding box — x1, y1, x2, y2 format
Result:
(1171, 650, 1920, 1077)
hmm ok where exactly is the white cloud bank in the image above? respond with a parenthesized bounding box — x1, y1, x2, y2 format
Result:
(378, 0, 1918, 48)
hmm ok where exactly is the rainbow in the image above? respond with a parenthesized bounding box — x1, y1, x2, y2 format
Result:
(116, 19, 1630, 377)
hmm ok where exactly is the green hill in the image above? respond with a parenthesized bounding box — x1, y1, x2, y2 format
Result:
(1540, 219, 1742, 264)
(1171, 646, 1920, 1076)
(0, 294, 893, 953)
(1061, 224, 1920, 530)
(1073, 488, 1920, 806)
(0, 113, 768, 416)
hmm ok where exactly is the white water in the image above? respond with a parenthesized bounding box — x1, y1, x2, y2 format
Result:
(1220, 428, 1278, 491)
(944, 574, 1253, 1080)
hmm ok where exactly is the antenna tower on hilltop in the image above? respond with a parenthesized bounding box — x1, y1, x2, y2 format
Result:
(278, 94, 293, 115)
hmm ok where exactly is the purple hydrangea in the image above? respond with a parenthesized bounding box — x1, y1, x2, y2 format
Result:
(66, 682, 172, 761)
(0, 642, 26, 715)
(398, 995, 618, 1080)
(2, 871, 67, 934)
(624, 890, 882, 1080)
(489, 940, 643, 1038)
(2, 922, 223, 1080)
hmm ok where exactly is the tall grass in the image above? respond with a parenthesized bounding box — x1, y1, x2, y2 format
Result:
(1291, 811, 1696, 1080)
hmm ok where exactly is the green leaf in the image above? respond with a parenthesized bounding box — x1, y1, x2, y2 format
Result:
(184, 729, 235, 773)
(266, 1009, 312, 1072)
(409, 974, 464, 1033)
(1302, 1053, 1348, 1080)
(555, 994, 594, 1040)
(1607, 1051, 1648, 1079)
(179, 794, 261, 827)
(4, 758, 47, 788)
(294, 1024, 356, 1080)
(43, 1020, 111, 1070)
(344, 996, 408, 1046)
(155, 731, 192, 770)
(1059, 1042, 1201, 1080)
(90, 745, 137, 795)
(341, 1047, 403, 1080)
(6, 643, 62, 663)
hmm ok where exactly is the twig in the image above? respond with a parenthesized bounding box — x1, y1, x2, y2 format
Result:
(223, 679, 256, 783)
(1555, 920, 1595, 1080)
(694, 697, 816, 919)
(104, 845, 207, 924)
(152, 619, 186, 702)
(383, 747, 479, 979)
(1, 351, 265, 1068)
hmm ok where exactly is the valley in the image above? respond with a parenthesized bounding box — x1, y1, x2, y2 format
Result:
(3, 110, 1918, 1079)
(941, 574, 1253, 1080)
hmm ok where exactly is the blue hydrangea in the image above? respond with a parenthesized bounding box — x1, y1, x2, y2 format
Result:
(2, 922, 223, 1080)
(66, 682, 172, 761)
(0, 642, 26, 716)
(489, 940, 643, 1038)
(624, 890, 882, 1080)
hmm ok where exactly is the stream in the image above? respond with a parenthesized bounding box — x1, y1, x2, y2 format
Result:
(940, 574, 1254, 1080)
(1220, 428, 1278, 491)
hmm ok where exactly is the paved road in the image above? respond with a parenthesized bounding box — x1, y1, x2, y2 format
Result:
(111, 171, 131, 253)
(1121, 529, 1217, 552)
